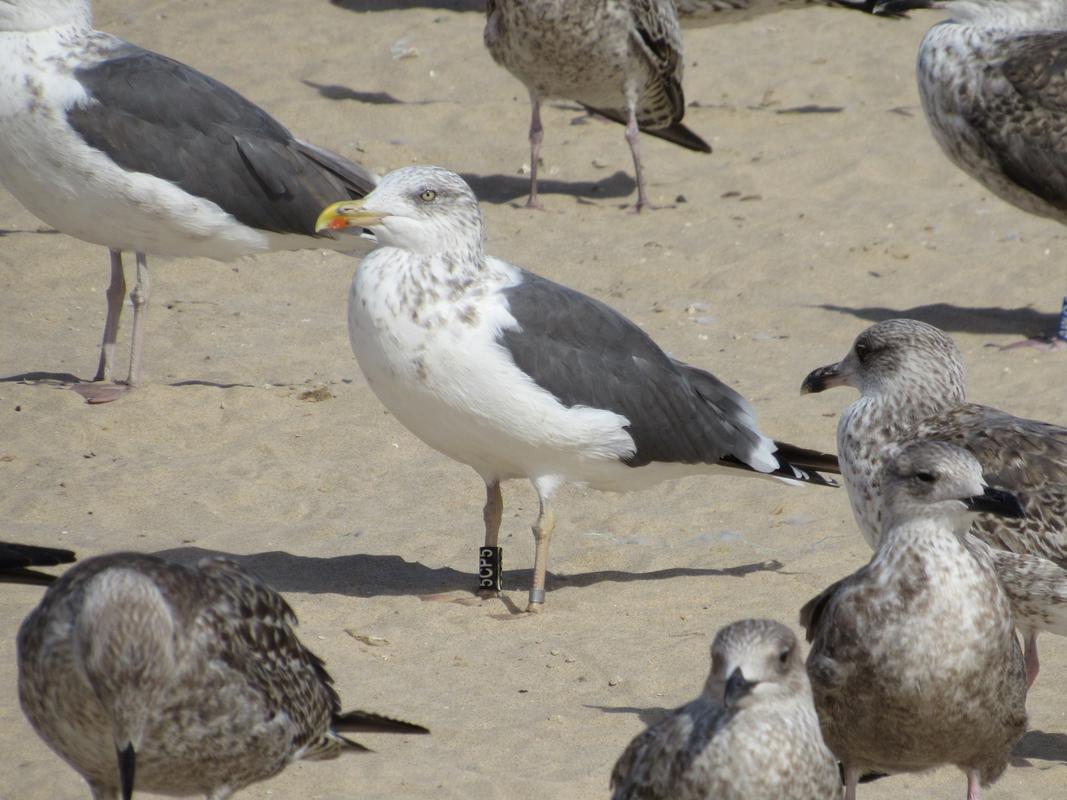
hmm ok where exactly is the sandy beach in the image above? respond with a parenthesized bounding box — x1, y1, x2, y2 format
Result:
(2, 0, 1066, 797)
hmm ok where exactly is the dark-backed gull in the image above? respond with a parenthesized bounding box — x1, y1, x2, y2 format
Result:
(0, 0, 377, 403)
(878, 0, 1067, 348)
(17, 552, 428, 800)
(1, 541, 76, 585)
(802, 440, 1028, 800)
(483, 0, 710, 211)
(316, 165, 839, 612)
(610, 618, 838, 800)
(801, 318, 1067, 686)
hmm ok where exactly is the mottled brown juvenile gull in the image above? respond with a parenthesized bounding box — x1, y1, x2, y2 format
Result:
(874, 0, 1067, 347)
(484, 0, 710, 211)
(0, 0, 377, 403)
(801, 318, 1067, 685)
(610, 619, 839, 800)
(17, 552, 428, 800)
(1, 541, 76, 585)
(316, 165, 839, 612)
(802, 441, 1028, 800)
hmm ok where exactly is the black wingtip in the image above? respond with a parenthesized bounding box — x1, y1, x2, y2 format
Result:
(0, 543, 77, 584)
(578, 104, 712, 153)
(773, 441, 843, 476)
(333, 709, 430, 736)
(118, 743, 135, 800)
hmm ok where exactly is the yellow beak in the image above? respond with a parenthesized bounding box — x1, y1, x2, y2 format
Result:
(315, 199, 387, 233)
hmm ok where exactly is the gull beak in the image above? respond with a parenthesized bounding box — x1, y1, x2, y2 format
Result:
(962, 487, 1025, 519)
(315, 199, 387, 233)
(723, 666, 757, 708)
(800, 361, 848, 395)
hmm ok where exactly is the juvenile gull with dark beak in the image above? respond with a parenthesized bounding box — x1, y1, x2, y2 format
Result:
(802, 441, 1028, 800)
(317, 165, 839, 612)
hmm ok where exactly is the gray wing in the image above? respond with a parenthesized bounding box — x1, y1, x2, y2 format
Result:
(967, 32, 1067, 211)
(66, 43, 376, 236)
(967, 534, 1067, 636)
(610, 698, 726, 800)
(499, 271, 827, 481)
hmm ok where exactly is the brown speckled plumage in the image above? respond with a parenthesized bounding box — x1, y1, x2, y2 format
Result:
(610, 619, 839, 800)
(17, 552, 427, 800)
(802, 442, 1028, 800)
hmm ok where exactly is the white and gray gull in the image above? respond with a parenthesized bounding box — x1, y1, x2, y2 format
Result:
(483, 0, 710, 211)
(315, 165, 839, 612)
(875, 0, 1067, 347)
(801, 318, 1067, 687)
(609, 618, 840, 800)
(0, 0, 377, 403)
(17, 552, 428, 800)
(801, 440, 1028, 800)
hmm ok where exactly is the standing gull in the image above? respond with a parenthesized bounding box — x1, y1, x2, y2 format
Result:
(17, 552, 428, 800)
(802, 441, 1028, 800)
(0, 0, 377, 403)
(878, 0, 1067, 347)
(609, 619, 839, 800)
(484, 0, 710, 211)
(801, 318, 1067, 685)
(1, 541, 76, 585)
(316, 165, 839, 612)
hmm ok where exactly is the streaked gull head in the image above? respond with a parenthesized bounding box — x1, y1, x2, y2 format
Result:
(801, 318, 965, 402)
(703, 619, 808, 711)
(0, 0, 90, 31)
(316, 165, 483, 257)
(882, 440, 1023, 532)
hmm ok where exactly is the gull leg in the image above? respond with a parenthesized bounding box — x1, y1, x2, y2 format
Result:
(966, 769, 981, 800)
(623, 103, 650, 212)
(126, 252, 150, 387)
(477, 480, 503, 598)
(93, 249, 126, 382)
(843, 766, 859, 800)
(1024, 628, 1040, 689)
(526, 92, 545, 210)
(1000, 295, 1067, 350)
(527, 496, 555, 613)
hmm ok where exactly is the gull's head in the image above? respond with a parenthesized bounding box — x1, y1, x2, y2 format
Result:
(937, 0, 1067, 28)
(882, 440, 1023, 533)
(704, 619, 809, 711)
(800, 318, 965, 402)
(0, 0, 91, 32)
(316, 166, 484, 257)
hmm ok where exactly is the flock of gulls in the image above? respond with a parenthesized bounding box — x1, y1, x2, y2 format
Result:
(2, 0, 1067, 798)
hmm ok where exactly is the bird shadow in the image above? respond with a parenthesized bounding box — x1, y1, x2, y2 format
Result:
(301, 80, 438, 106)
(1012, 730, 1067, 764)
(0, 228, 60, 237)
(586, 704, 675, 727)
(815, 302, 1059, 338)
(329, 0, 485, 11)
(460, 171, 637, 205)
(0, 370, 83, 385)
(153, 546, 782, 599)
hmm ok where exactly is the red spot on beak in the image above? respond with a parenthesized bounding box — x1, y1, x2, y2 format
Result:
(328, 216, 348, 230)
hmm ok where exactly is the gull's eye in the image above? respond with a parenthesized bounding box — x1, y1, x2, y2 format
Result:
(418, 189, 438, 202)
(854, 341, 870, 360)
(915, 471, 936, 484)
(778, 647, 790, 665)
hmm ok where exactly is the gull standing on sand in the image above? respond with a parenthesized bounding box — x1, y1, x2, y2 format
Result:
(316, 166, 839, 612)
(802, 441, 1028, 800)
(880, 0, 1067, 347)
(0, 0, 378, 403)
(610, 619, 840, 800)
(17, 552, 428, 800)
(484, 0, 710, 211)
(801, 318, 1067, 686)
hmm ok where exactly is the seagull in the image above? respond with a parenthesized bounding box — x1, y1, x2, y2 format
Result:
(17, 552, 428, 800)
(483, 0, 710, 211)
(873, 0, 1067, 348)
(609, 618, 839, 800)
(1, 541, 76, 585)
(801, 440, 1028, 800)
(0, 0, 378, 403)
(800, 318, 1067, 686)
(316, 165, 839, 612)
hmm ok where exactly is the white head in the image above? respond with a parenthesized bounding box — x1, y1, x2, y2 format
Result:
(703, 619, 810, 711)
(316, 165, 485, 258)
(0, 0, 91, 32)
(881, 440, 1023, 534)
(941, 0, 1067, 27)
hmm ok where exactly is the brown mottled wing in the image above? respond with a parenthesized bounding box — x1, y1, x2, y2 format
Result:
(628, 0, 686, 125)
(970, 33, 1067, 211)
(195, 559, 339, 753)
(609, 699, 726, 800)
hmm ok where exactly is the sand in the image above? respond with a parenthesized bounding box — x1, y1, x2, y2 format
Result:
(2, 1, 1066, 798)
